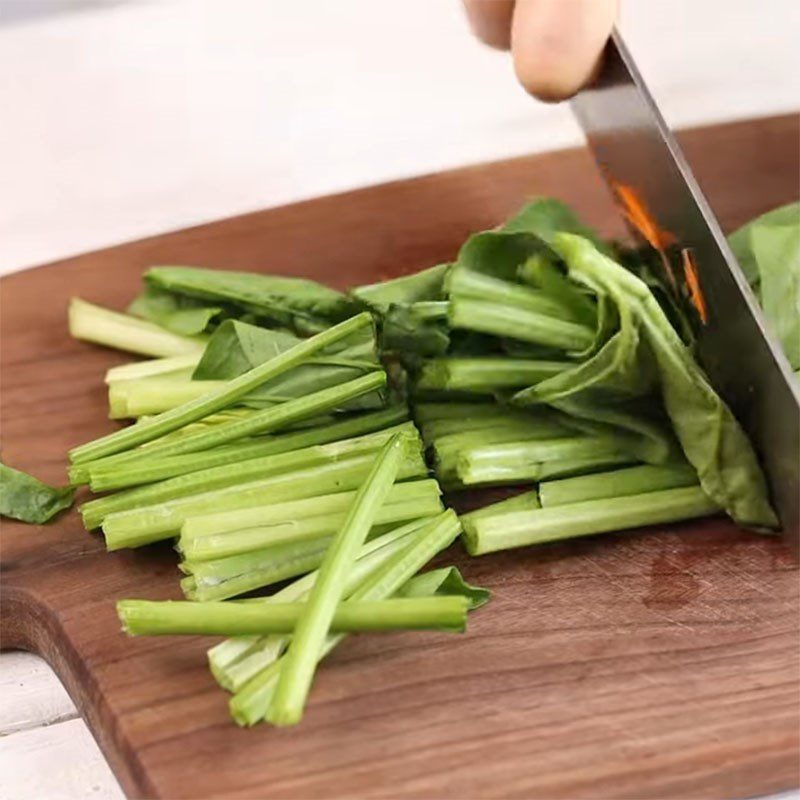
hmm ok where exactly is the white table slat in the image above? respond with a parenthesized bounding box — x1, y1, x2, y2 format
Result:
(0, 652, 77, 736)
(0, 718, 123, 800)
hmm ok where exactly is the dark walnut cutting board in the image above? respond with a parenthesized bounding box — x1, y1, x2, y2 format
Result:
(2, 115, 799, 800)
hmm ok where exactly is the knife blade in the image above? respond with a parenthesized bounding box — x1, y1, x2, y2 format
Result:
(571, 30, 799, 551)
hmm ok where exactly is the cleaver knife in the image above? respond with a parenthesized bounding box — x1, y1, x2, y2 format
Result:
(571, 30, 800, 552)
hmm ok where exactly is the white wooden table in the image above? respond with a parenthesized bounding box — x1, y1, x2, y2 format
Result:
(1, 1, 798, 797)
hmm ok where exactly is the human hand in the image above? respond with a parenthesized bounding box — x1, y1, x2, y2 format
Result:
(463, 0, 618, 102)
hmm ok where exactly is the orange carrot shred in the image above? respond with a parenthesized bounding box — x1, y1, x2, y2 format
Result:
(681, 248, 708, 324)
(609, 179, 676, 251)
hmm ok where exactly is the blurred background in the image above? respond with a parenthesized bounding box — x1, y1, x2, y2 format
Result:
(1, 0, 798, 272)
(0, 2, 798, 798)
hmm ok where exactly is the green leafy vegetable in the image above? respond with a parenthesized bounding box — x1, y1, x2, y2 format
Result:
(352, 264, 449, 313)
(352, 264, 451, 357)
(268, 433, 408, 726)
(549, 233, 777, 528)
(193, 319, 384, 411)
(128, 286, 223, 335)
(463, 485, 719, 555)
(729, 201, 800, 370)
(0, 463, 75, 523)
(145, 266, 358, 335)
(229, 509, 462, 726)
(69, 313, 376, 464)
(208, 518, 433, 691)
(77, 407, 408, 496)
(100, 441, 427, 549)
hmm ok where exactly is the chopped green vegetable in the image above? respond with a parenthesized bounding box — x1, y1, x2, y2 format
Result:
(456, 435, 636, 485)
(70, 312, 375, 464)
(268, 433, 408, 726)
(128, 286, 223, 335)
(77, 406, 407, 492)
(230, 509, 462, 726)
(0, 463, 75, 523)
(463, 485, 720, 555)
(538, 463, 698, 507)
(193, 319, 385, 412)
(108, 375, 221, 419)
(179, 484, 443, 562)
(69, 298, 207, 357)
(55, 194, 781, 731)
(101, 442, 427, 549)
(145, 266, 357, 335)
(208, 518, 436, 690)
(105, 353, 201, 384)
(549, 233, 777, 528)
(89, 421, 415, 495)
(118, 597, 468, 636)
(415, 357, 568, 393)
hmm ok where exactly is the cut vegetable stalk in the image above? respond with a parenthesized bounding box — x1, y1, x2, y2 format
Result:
(447, 267, 580, 320)
(459, 489, 541, 523)
(180, 477, 438, 541)
(180, 510, 438, 599)
(118, 597, 468, 636)
(456, 436, 635, 485)
(208, 518, 435, 691)
(105, 353, 201, 384)
(268, 433, 408, 726)
(184, 538, 335, 602)
(82, 370, 386, 484)
(462, 485, 719, 555)
(78, 406, 408, 492)
(70, 311, 375, 463)
(69, 298, 207, 357)
(231, 509, 462, 726)
(109, 376, 221, 419)
(101, 442, 428, 549)
(89, 420, 416, 495)
(539, 463, 698, 507)
(416, 357, 568, 393)
(179, 484, 443, 561)
(448, 297, 594, 351)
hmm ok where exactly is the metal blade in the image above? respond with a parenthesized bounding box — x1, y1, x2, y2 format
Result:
(571, 30, 799, 550)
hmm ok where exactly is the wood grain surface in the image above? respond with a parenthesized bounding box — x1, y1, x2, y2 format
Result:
(2, 115, 799, 800)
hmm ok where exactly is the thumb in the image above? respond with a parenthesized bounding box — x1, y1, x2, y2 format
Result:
(511, 0, 618, 102)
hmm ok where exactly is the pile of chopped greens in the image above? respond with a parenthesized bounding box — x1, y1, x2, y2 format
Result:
(4, 197, 790, 727)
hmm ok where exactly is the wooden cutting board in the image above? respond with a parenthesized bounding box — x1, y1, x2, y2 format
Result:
(2, 115, 798, 800)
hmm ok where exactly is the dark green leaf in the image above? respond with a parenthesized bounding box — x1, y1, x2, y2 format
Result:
(194, 320, 385, 411)
(351, 264, 449, 313)
(550, 233, 777, 528)
(381, 302, 450, 357)
(502, 197, 610, 253)
(128, 287, 222, 335)
(145, 266, 358, 335)
(0, 463, 75, 524)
